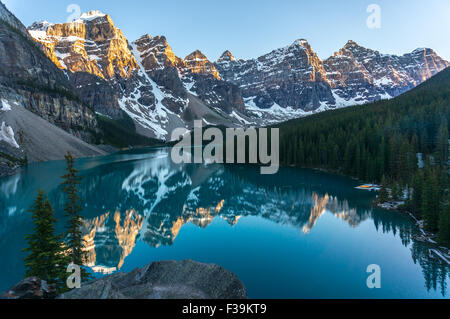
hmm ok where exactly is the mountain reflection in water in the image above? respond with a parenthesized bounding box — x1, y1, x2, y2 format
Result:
(0, 148, 448, 297)
(79, 151, 371, 272)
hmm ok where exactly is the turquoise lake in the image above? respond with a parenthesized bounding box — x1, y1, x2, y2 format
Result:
(0, 147, 448, 298)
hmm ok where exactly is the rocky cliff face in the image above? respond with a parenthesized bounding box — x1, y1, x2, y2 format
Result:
(216, 39, 449, 116)
(29, 16, 246, 140)
(216, 39, 335, 112)
(29, 12, 139, 80)
(131, 34, 188, 114)
(324, 40, 450, 106)
(0, 1, 27, 34)
(28, 12, 158, 127)
(0, 6, 98, 142)
(0, 2, 103, 175)
(132, 35, 245, 116)
(183, 50, 221, 80)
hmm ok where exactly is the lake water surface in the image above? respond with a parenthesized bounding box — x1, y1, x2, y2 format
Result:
(0, 148, 448, 298)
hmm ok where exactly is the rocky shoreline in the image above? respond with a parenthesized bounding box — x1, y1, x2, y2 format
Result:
(375, 200, 450, 266)
(2, 260, 248, 300)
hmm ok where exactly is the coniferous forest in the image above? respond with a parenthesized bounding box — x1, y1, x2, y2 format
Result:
(277, 67, 450, 245)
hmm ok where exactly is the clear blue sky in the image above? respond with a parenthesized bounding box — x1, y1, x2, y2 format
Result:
(3, 0, 450, 61)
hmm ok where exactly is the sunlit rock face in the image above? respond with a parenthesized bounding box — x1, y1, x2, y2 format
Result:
(183, 50, 221, 80)
(134, 35, 185, 71)
(28, 12, 176, 140)
(132, 34, 188, 114)
(28, 14, 247, 137)
(216, 50, 236, 67)
(28, 12, 138, 79)
(181, 50, 246, 114)
(132, 35, 245, 115)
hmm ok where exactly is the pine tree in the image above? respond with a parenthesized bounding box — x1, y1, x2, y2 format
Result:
(436, 120, 449, 167)
(61, 152, 90, 280)
(23, 190, 69, 292)
(391, 182, 401, 201)
(411, 170, 424, 215)
(422, 170, 439, 232)
(378, 176, 389, 203)
(437, 194, 450, 246)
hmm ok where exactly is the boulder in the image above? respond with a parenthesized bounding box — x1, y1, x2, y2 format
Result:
(2, 277, 57, 299)
(59, 260, 247, 299)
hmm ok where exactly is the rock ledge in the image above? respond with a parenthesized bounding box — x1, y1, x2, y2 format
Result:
(59, 260, 247, 299)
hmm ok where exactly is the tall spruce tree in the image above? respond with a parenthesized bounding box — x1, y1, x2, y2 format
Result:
(411, 170, 424, 215)
(437, 193, 450, 246)
(378, 176, 389, 203)
(436, 120, 449, 167)
(23, 190, 69, 291)
(391, 182, 401, 201)
(61, 152, 88, 275)
(422, 169, 439, 232)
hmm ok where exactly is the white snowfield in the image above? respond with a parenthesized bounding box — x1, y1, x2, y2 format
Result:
(76, 11, 107, 22)
(0, 99, 20, 149)
(1, 99, 12, 111)
(0, 121, 20, 149)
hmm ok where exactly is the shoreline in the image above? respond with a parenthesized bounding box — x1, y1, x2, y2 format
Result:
(374, 200, 450, 265)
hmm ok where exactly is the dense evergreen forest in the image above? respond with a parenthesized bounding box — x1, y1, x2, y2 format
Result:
(96, 111, 163, 148)
(277, 67, 450, 245)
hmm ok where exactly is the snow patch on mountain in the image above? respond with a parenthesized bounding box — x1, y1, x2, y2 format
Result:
(115, 43, 189, 140)
(1, 99, 12, 111)
(0, 122, 20, 148)
(74, 11, 107, 23)
(231, 111, 251, 125)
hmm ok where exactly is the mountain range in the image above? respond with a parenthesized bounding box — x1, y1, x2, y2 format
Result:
(0, 2, 448, 175)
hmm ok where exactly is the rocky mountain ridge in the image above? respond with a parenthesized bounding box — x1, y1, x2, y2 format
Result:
(28, 10, 449, 136)
(28, 13, 246, 140)
(2, 3, 448, 144)
(216, 39, 449, 114)
(324, 40, 449, 107)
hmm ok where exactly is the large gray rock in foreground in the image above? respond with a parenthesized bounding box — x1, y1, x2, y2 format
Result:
(2, 277, 57, 299)
(59, 260, 247, 299)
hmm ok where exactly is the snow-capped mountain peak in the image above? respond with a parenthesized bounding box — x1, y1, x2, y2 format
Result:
(76, 10, 107, 22)
(217, 50, 236, 63)
(292, 38, 310, 48)
(184, 50, 221, 80)
(28, 20, 53, 30)
(25, 9, 449, 140)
